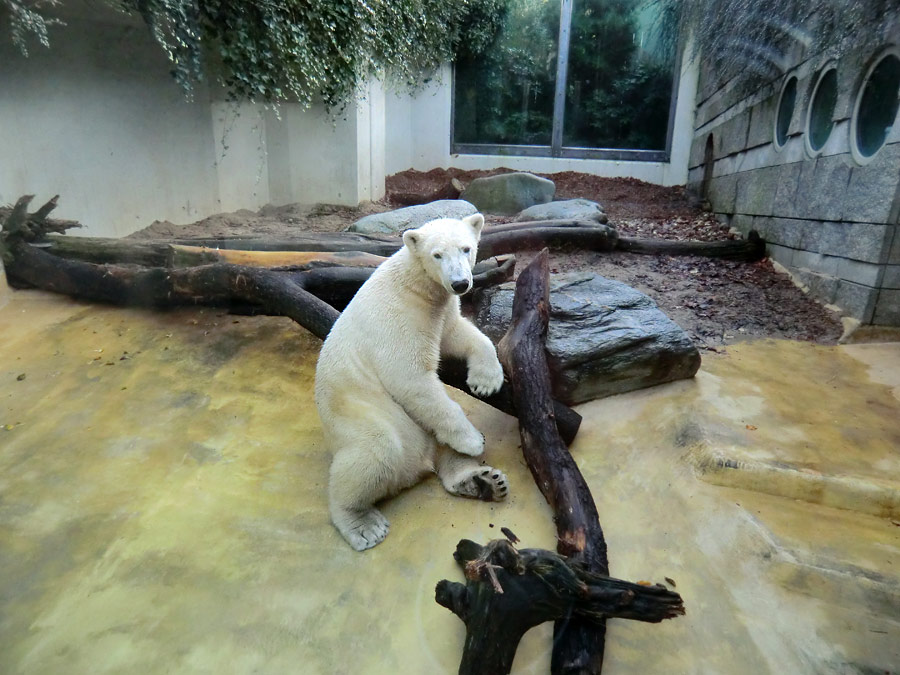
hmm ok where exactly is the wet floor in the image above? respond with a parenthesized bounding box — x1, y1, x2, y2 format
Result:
(1, 289, 898, 674)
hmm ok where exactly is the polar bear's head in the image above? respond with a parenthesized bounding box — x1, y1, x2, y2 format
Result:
(402, 214, 485, 296)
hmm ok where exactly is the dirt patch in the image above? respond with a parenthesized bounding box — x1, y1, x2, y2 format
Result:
(128, 169, 844, 347)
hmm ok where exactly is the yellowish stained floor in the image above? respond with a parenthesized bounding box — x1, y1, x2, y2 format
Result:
(1, 288, 898, 674)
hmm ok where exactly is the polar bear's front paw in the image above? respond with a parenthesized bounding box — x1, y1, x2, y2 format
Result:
(335, 508, 390, 551)
(467, 357, 505, 398)
(450, 466, 509, 502)
(443, 422, 485, 457)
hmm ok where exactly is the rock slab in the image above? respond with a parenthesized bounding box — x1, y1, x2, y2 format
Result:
(349, 200, 477, 234)
(461, 172, 555, 215)
(476, 272, 701, 405)
(515, 198, 608, 224)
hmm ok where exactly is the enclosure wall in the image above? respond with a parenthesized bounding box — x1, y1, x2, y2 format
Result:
(687, 13, 900, 325)
(0, 3, 384, 238)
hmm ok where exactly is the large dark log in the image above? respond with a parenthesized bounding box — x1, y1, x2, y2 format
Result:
(1, 199, 580, 442)
(616, 230, 765, 261)
(435, 538, 684, 675)
(497, 249, 610, 674)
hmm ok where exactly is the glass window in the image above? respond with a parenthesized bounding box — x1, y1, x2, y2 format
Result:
(563, 0, 675, 150)
(453, 0, 561, 146)
(853, 52, 900, 160)
(453, 0, 677, 158)
(774, 75, 797, 149)
(807, 67, 837, 154)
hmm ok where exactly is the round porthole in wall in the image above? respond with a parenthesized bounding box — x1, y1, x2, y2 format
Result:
(851, 49, 900, 164)
(806, 65, 838, 156)
(774, 75, 797, 149)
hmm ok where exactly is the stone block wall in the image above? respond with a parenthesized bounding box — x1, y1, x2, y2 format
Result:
(687, 13, 900, 325)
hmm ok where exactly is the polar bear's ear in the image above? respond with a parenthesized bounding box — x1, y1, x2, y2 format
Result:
(463, 213, 485, 238)
(402, 228, 420, 251)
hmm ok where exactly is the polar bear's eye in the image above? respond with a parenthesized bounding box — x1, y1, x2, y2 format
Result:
(462, 247, 471, 254)
(433, 253, 442, 259)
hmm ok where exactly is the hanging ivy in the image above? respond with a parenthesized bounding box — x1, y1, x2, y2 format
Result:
(3, 0, 508, 108)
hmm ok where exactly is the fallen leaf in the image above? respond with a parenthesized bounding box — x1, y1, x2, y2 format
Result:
(746, 425, 757, 431)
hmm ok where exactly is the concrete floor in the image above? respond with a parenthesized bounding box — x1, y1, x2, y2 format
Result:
(1, 287, 898, 674)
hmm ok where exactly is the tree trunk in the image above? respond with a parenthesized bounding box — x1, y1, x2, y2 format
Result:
(497, 249, 610, 674)
(616, 231, 764, 261)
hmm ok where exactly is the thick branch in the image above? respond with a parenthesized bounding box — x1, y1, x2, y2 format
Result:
(616, 230, 765, 261)
(436, 539, 684, 675)
(497, 249, 609, 674)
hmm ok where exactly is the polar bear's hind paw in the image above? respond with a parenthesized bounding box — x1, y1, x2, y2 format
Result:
(452, 466, 509, 502)
(337, 508, 390, 551)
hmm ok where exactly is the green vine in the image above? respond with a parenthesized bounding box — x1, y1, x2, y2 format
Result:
(3, 0, 508, 108)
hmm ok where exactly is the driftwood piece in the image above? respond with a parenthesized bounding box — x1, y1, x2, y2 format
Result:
(435, 538, 684, 675)
(617, 230, 765, 261)
(170, 246, 388, 269)
(1, 198, 581, 443)
(496, 249, 611, 674)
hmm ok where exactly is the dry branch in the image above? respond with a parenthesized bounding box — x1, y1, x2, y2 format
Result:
(435, 538, 684, 675)
(497, 249, 610, 673)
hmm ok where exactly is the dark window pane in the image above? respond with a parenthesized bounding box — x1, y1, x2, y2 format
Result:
(453, 0, 560, 146)
(562, 0, 675, 150)
(856, 54, 900, 158)
(808, 68, 837, 152)
(775, 76, 797, 147)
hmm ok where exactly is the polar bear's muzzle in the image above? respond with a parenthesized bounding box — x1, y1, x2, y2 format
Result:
(450, 279, 471, 295)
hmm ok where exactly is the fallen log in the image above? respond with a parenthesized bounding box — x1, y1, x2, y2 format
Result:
(435, 538, 684, 675)
(170, 246, 387, 269)
(616, 230, 765, 261)
(496, 249, 610, 673)
(1, 197, 580, 443)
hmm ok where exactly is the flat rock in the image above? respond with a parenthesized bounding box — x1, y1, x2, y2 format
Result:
(348, 200, 477, 234)
(461, 172, 555, 215)
(476, 272, 701, 405)
(515, 198, 608, 224)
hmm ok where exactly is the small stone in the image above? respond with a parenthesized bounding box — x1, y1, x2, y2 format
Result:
(16, 373, 25, 381)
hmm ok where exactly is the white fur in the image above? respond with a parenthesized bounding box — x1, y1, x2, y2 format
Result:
(315, 214, 508, 551)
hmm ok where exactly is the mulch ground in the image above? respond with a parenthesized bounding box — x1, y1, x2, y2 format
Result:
(130, 168, 844, 348)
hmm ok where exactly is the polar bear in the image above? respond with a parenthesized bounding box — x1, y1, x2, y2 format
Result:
(315, 213, 508, 551)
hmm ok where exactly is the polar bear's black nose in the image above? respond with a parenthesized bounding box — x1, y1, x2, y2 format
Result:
(451, 279, 470, 294)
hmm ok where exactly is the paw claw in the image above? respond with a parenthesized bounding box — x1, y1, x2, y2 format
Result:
(336, 508, 390, 551)
(449, 466, 509, 502)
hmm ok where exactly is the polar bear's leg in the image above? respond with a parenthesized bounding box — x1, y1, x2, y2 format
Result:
(327, 399, 435, 551)
(435, 446, 509, 502)
(441, 314, 505, 397)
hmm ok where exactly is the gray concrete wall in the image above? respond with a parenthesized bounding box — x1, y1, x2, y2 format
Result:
(0, 4, 384, 238)
(687, 14, 900, 325)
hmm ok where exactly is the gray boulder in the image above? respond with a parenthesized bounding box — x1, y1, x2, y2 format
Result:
(475, 272, 700, 405)
(516, 198, 608, 224)
(349, 200, 477, 234)
(461, 172, 555, 215)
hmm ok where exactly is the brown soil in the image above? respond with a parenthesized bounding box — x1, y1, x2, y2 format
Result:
(129, 168, 844, 348)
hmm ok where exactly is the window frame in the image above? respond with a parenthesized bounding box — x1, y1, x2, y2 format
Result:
(804, 62, 839, 159)
(773, 73, 798, 152)
(850, 47, 900, 166)
(450, 0, 681, 163)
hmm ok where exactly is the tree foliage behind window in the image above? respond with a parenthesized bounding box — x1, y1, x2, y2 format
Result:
(2, 0, 508, 108)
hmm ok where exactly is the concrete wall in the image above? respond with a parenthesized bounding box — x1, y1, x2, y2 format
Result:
(0, 4, 384, 238)
(687, 14, 900, 325)
(385, 48, 699, 187)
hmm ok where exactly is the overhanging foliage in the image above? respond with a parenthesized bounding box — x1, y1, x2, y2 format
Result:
(2, 0, 508, 108)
